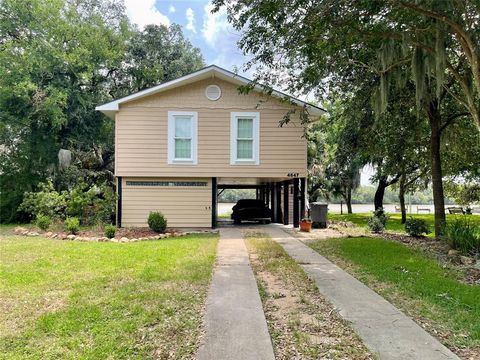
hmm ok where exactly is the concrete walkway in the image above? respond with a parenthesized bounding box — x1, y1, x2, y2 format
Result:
(196, 228, 275, 360)
(264, 225, 460, 360)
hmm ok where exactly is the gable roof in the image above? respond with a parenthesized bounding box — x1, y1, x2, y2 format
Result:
(96, 65, 326, 118)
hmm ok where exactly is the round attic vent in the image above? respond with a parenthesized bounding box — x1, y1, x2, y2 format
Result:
(205, 85, 221, 101)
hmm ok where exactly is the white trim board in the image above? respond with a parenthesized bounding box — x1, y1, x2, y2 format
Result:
(96, 65, 326, 118)
(167, 111, 198, 165)
(230, 112, 260, 166)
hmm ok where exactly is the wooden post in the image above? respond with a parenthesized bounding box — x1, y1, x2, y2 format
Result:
(283, 180, 290, 225)
(293, 178, 300, 228)
(270, 183, 276, 222)
(211, 177, 217, 229)
(276, 183, 282, 223)
(265, 184, 270, 206)
(300, 178, 306, 219)
(117, 176, 122, 227)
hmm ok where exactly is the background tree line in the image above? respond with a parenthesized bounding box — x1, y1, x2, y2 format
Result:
(0, 0, 204, 223)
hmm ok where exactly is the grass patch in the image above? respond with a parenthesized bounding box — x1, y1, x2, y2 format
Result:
(244, 232, 371, 359)
(329, 213, 480, 237)
(0, 234, 218, 359)
(309, 237, 480, 352)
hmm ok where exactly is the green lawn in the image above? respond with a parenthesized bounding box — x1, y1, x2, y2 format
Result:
(310, 237, 480, 351)
(0, 234, 218, 359)
(329, 212, 480, 236)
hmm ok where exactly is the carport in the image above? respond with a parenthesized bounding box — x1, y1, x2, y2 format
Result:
(212, 177, 306, 228)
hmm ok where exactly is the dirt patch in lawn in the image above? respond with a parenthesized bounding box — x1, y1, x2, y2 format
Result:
(282, 226, 345, 244)
(245, 232, 372, 360)
(0, 290, 68, 337)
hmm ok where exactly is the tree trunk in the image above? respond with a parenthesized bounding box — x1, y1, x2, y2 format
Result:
(374, 176, 387, 210)
(429, 112, 446, 238)
(399, 174, 407, 224)
(346, 186, 353, 214)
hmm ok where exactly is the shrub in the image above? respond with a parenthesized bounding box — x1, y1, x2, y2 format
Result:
(35, 214, 51, 231)
(65, 217, 80, 234)
(405, 218, 431, 237)
(19, 182, 67, 220)
(442, 217, 480, 256)
(148, 211, 167, 233)
(373, 207, 388, 226)
(104, 224, 116, 239)
(368, 216, 384, 233)
(66, 182, 117, 226)
(19, 181, 116, 226)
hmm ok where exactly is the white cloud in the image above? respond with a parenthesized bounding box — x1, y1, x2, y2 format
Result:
(169, 4, 175, 13)
(202, 1, 229, 47)
(124, 0, 170, 29)
(200, 2, 254, 76)
(186, 8, 196, 33)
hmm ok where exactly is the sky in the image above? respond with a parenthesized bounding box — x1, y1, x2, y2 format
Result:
(123, 0, 375, 185)
(124, 0, 251, 75)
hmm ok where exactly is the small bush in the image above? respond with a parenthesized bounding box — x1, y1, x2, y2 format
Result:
(368, 216, 385, 233)
(148, 211, 167, 233)
(19, 181, 116, 226)
(19, 182, 67, 220)
(442, 217, 480, 256)
(35, 214, 51, 231)
(104, 224, 116, 239)
(405, 218, 431, 237)
(65, 217, 80, 234)
(66, 182, 117, 226)
(373, 207, 388, 226)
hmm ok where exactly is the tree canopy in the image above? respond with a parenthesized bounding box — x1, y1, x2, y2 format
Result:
(213, 0, 480, 236)
(0, 0, 204, 222)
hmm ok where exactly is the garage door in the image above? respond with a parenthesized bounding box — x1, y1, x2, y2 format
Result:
(121, 177, 212, 228)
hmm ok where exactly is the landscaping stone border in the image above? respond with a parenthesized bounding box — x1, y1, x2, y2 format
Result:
(13, 227, 219, 243)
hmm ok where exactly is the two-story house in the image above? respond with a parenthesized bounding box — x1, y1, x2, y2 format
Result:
(96, 65, 324, 228)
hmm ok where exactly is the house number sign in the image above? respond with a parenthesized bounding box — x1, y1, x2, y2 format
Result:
(287, 173, 299, 178)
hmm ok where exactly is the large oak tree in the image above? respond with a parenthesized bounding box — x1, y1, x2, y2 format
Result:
(213, 0, 479, 236)
(0, 0, 204, 222)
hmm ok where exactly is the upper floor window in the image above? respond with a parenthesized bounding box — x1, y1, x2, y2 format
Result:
(230, 112, 260, 165)
(168, 111, 198, 164)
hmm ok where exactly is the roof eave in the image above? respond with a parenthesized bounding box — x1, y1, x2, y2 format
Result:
(95, 65, 327, 118)
(95, 104, 118, 119)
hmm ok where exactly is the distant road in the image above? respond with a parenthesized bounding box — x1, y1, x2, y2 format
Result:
(218, 202, 477, 215)
(327, 203, 430, 214)
(218, 203, 235, 215)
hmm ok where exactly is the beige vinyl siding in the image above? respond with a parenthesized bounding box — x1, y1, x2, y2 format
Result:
(115, 78, 307, 178)
(122, 177, 211, 228)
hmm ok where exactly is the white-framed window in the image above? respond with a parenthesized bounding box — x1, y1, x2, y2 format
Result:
(168, 111, 198, 164)
(230, 112, 260, 165)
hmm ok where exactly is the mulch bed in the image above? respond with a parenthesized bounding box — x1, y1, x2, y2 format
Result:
(78, 227, 180, 238)
(13, 226, 217, 243)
